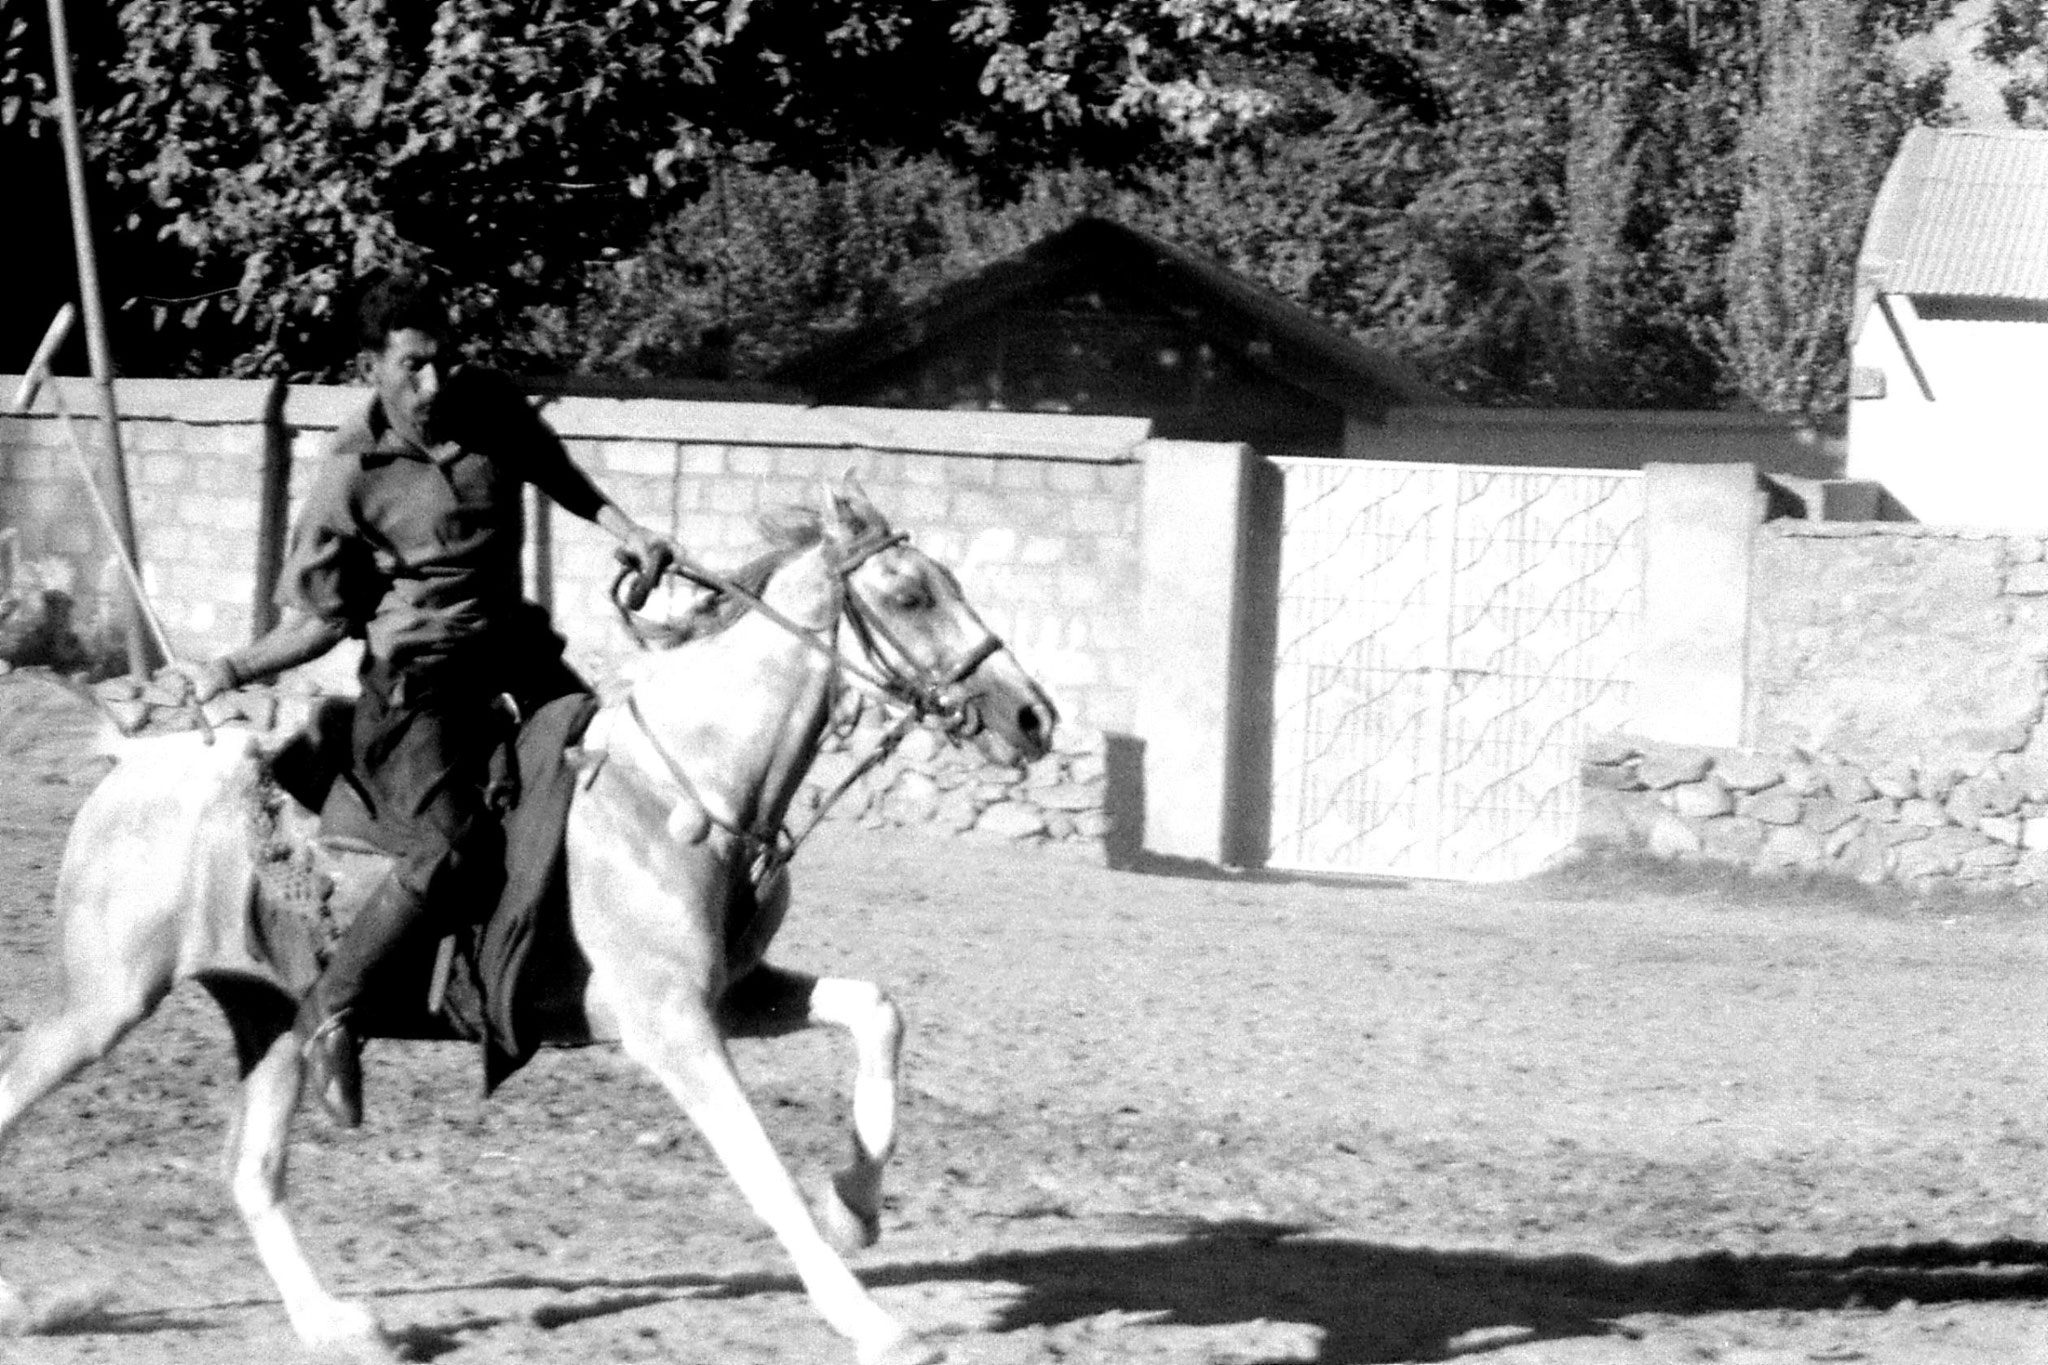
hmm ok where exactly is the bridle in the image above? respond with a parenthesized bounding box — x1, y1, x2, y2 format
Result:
(604, 527, 1010, 877)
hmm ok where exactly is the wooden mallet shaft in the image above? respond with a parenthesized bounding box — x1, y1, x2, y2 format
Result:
(13, 306, 215, 742)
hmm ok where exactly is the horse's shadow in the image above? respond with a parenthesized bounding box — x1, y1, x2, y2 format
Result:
(877, 1221, 2048, 1361)
(385, 1220, 2048, 1362)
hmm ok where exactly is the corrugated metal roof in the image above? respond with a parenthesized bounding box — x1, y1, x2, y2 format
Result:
(1860, 127, 2048, 302)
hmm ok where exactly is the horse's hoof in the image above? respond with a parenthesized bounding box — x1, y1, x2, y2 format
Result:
(292, 1298, 392, 1361)
(814, 1173, 882, 1254)
(0, 1281, 29, 1336)
(0, 1281, 112, 1335)
(858, 1327, 944, 1365)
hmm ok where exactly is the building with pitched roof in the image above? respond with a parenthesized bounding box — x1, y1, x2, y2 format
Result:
(1848, 126, 2048, 527)
(768, 216, 1446, 460)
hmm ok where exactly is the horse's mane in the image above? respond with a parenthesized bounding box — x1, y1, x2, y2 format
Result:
(643, 504, 836, 647)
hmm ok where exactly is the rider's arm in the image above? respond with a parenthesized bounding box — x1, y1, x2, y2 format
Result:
(190, 610, 349, 702)
(469, 370, 677, 568)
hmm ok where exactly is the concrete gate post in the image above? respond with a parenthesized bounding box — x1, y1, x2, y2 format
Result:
(1133, 440, 1271, 866)
(1635, 462, 1762, 748)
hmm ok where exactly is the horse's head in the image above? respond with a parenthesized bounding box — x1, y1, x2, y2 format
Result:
(821, 475, 1059, 766)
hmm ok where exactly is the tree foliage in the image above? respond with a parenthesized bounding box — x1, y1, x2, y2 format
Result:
(1980, 0, 2048, 127)
(6, 0, 1985, 411)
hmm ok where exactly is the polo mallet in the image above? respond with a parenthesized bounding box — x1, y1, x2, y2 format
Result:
(13, 305, 214, 742)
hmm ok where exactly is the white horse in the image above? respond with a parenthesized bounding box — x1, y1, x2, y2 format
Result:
(0, 476, 1058, 1364)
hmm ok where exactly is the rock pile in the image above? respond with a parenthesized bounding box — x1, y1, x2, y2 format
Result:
(797, 713, 1110, 850)
(1582, 736, 2048, 889)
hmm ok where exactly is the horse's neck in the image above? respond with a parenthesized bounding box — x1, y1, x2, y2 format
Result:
(610, 545, 842, 832)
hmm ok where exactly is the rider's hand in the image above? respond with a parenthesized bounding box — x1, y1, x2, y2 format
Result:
(172, 658, 240, 704)
(620, 524, 679, 578)
(616, 525, 680, 612)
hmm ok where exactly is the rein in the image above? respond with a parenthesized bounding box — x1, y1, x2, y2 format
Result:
(604, 529, 1006, 880)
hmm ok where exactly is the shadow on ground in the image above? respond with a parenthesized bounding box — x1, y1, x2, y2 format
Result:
(330, 1222, 2048, 1362)
(865, 1221, 2048, 1361)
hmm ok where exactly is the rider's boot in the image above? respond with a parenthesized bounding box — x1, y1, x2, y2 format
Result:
(296, 876, 432, 1128)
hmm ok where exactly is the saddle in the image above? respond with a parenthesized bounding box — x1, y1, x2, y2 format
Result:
(248, 692, 600, 1092)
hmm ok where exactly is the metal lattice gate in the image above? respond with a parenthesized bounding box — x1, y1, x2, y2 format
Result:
(1266, 459, 1643, 880)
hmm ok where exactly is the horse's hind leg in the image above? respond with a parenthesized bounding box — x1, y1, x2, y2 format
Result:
(201, 979, 391, 1359)
(724, 966, 903, 1254)
(0, 958, 171, 1331)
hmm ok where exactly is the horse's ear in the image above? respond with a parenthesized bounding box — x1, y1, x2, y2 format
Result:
(822, 468, 884, 540)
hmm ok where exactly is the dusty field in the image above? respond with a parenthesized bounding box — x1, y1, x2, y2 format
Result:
(5, 669, 2048, 1364)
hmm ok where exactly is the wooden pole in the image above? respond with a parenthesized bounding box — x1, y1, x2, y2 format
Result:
(45, 0, 155, 676)
(254, 377, 291, 638)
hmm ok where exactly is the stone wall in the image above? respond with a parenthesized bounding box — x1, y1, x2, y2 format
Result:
(0, 379, 1153, 734)
(3, 383, 1176, 852)
(1581, 520, 2048, 891)
(1580, 737, 2048, 888)
(1746, 522, 2048, 770)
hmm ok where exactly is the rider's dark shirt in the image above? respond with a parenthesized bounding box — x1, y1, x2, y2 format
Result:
(279, 368, 605, 674)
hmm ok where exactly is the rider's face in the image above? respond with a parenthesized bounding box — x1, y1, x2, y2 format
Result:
(363, 327, 444, 443)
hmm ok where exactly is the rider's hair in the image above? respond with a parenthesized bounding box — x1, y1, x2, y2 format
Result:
(354, 271, 450, 352)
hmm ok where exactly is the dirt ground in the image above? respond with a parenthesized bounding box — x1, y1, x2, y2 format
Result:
(4, 669, 2048, 1365)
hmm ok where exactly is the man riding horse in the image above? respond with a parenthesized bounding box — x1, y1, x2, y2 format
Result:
(185, 271, 678, 1128)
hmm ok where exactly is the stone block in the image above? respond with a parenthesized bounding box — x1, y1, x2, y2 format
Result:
(1700, 816, 1764, 864)
(1641, 749, 1713, 789)
(1800, 796, 1859, 834)
(1670, 777, 1734, 818)
(2017, 848, 2048, 885)
(882, 773, 941, 825)
(1738, 789, 1804, 825)
(1874, 821, 1931, 847)
(725, 447, 775, 478)
(2005, 562, 2048, 595)
(994, 459, 1046, 491)
(1958, 840, 2021, 875)
(1898, 799, 1951, 828)
(1892, 838, 1960, 880)
(1645, 812, 1702, 860)
(1782, 761, 1828, 797)
(1832, 831, 1890, 884)
(974, 801, 1048, 840)
(1950, 776, 2024, 820)
(2000, 756, 2048, 803)
(1072, 810, 1114, 840)
(935, 789, 980, 832)
(1034, 783, 1101, 812)
(1917, 765, 1965, 802)
(1868, 763, 1918, 800)
(1758, 824, 1825, 870)
(1718, 753, 1784, 792)
(677, 444, 728, 477)
(1581, 761, 1641, 791)
(1577, 792, 1634, 848)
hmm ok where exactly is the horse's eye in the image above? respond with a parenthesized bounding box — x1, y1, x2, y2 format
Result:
(889, 582, 932, 612)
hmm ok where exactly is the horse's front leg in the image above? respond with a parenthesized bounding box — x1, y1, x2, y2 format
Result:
(619, 988, 936, 1365)
(725, 966, 904, 1254)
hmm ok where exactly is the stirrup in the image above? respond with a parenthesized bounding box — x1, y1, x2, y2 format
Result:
(299, 1007, 364, 1129)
